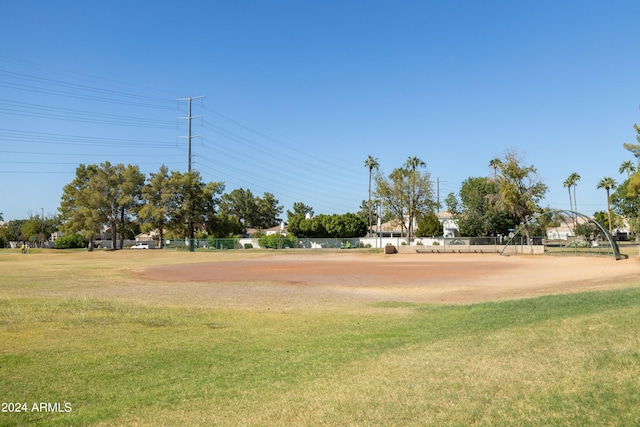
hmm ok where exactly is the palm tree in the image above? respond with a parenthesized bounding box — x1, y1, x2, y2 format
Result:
(364, 156, 379, 236)
(405, 156, 425, 172)
(597, 177, 617, 234)
(569, 172, 580, 213)
(404, 156, 426, 241)
(619, 160, 636, 180)
(563, 173, 577, 212)
(488, 158, 502, 180)
(563, 172, 580, 234)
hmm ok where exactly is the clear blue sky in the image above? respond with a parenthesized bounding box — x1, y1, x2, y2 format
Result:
(1, 0, 639, 221)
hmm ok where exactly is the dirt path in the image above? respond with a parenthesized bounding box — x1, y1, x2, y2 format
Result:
(128, 253, 640, 306)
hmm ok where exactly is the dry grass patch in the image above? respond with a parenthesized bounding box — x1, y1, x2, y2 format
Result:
(2, 249, 640, 426)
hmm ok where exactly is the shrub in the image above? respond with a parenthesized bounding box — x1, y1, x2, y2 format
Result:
(244, 243, 253, 249)
(341, 240, 353, 249)
(54, 234, 86, 249)
(258, 234, 295, 249)
(566, 240, 591, 248)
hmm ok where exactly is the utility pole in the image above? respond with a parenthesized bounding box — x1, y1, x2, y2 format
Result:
(177, 96, 204, 253)
(177, 96, 204, 172)
(436, 177, 440, 210)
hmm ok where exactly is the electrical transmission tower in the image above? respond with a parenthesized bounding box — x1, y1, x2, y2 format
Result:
(177, 96, 204, 172)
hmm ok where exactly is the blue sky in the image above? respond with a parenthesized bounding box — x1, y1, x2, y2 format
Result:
(1, 0, 639, 221)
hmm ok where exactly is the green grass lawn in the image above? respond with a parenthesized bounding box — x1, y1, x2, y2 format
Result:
(2, 250, 640, 426)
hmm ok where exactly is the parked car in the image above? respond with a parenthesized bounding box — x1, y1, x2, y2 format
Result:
(131, 243, 150, 249)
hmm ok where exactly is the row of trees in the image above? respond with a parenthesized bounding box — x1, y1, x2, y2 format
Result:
(443, 122, 640, 241)
(58, 162, 285, 249)
(362, 155, 440, 240)
(4, 120, 638, 248)
(444, 149, 547, 241)
(557, 124, 640, 237)
(0, 214, 59, 248)
(365, 150, 548, 242)
(607, 124, 640, 236)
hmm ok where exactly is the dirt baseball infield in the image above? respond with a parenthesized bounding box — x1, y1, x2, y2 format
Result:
(130, 252, 640, 306)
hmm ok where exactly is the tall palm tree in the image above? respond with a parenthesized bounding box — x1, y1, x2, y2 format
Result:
(488, 158, 502, 180)
(563, 172, 580, 234)
(563, 173, 577, 213)
(364, 156, 379, 236)
(619, 160, 636, 180)
(404, 156, 426, 241)
(597, 177, 617, 234)
(569, 172, 580, 214)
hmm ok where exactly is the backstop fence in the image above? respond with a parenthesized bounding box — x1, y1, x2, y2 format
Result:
(157, 235, 626, 259)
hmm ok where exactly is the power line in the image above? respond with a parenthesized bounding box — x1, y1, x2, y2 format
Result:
(0, 129, 176, 148)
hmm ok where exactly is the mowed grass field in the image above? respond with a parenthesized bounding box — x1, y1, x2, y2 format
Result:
(2, 249, 640, 426)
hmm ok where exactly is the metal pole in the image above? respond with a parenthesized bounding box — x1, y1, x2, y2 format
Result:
(378, 203, 382, 250)
(177, 96, 204, 174)
(187, 98, 192, 172)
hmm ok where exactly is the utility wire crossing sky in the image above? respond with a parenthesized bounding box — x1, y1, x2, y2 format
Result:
(1, 1, 640, 221)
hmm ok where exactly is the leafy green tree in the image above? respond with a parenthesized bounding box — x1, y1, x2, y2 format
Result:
(287, 202, 313, 219)
(574, 222, 595, 241)
(0, 220, 25, 246)
(415, 211, 443, 237)
(219, 188, 282, 229)
(59, 164, 104, 246)
(287, 213, 366, 238)
(364, 155, 379, 236)
(166, 171, 222, 244)
(139, 165, 172, 249)
(302, 215, 327, 237)
(60, 161, 140, 249)
(286, 202, 314, 237)
(116, 164, 145, 249)
(202, 181, 226, 235)
(219, 188, 257, 227)
(286, 214, 304, 237)
(20, 214, 50, 247)
(494, 150, 548, 242)
(611, 179, 640, 238)
(593, 211, 620, 235)
(93, 162, 122, 248)
(375, 168, 408, 237)
(255, 192, 283, 229)
(321, 213, 367, 238)
(375, 161, 435, 240)
(446, 177, 519, 237)
(596, 177, 617, 234)
(210, 213, 243, 238)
